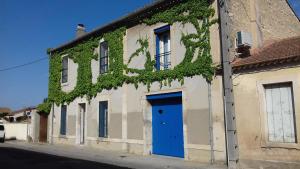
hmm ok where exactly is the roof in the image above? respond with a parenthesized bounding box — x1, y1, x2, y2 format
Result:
(8, 107, 36, 116)
(232, 36, 300, 71)
(49, 0, 183, 53)
(0, 107, 11, 113)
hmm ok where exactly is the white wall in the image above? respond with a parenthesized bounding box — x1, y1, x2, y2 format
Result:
(3, 123, 28, 140)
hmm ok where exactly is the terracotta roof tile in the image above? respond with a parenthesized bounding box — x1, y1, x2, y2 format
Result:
(232, 36, 300, 71)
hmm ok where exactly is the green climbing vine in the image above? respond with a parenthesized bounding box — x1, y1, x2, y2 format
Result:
(48, 28, 126, 105)
(37, 98, 51, 114)
(47, 0, 217, 106)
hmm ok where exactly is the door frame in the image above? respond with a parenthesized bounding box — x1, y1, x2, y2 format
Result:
(76, 100, 87, 145)
(79, 103, 86, 144)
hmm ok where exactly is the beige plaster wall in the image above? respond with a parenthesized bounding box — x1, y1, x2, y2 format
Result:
(233, 67, 300, 162)
(48, 1, 225, 162)
(228, 0, 300, 58)
(61, 55, 78, 92)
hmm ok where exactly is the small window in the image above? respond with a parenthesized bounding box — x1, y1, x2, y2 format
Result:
(99, 101, 108, 138)
(100, 41, 108, 74)
(155, 25, 171, 70)
(60, 105, 67, 135)
(264, 83, 297, 143)
(62, 56, 68, 83)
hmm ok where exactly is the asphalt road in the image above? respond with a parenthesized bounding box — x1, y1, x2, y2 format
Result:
(0, 146, 132, 169)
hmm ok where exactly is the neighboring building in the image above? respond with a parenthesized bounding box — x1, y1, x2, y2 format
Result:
(48, 0, 225, 164)
(47, 0, 300, 168)
(5, 107, 35, 122)
(232, 37, 300, 168)
(227, 0, 300, 168)
(3, 107, 42, 142)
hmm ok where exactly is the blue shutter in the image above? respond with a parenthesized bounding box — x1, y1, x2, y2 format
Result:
(62, 57, 68, 83)
(155, 35, 160, 70)
(154, 25, 170, 71)
(100, 41, 108, 74)
(99, 101, 108, 137)
(60, 105, 67, 135)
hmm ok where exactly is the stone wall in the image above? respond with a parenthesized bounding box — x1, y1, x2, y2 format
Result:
(228, 0, 300, 59)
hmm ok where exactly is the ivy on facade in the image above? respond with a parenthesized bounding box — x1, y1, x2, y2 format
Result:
(47, 0, 217, 107)
(36, 98, 51, 114)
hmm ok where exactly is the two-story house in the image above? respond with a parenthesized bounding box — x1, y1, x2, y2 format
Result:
(47, 0, 300, 168)
(47, 0, 226, 164)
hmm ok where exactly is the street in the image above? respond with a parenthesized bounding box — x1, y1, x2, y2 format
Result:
(0, 146, 131, 169)
(0, 141, 226, 169)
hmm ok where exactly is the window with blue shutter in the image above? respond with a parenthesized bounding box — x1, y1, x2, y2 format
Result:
(62, 56, 68, 83)
(60, 105, 67, 135)
(154, 25, 171, 70)
(100, 41, 109, 74)
(99, 101, 108, 138)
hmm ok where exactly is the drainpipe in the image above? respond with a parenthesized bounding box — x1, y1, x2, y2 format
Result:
(217, 0, 239, 168)
(208, 82, 215, 164)
(26, 113, 29, 142)
(50, 103, 54, 144)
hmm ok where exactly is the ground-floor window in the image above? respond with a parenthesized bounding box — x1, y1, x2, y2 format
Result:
(264, 82, 296, 143)
(60, 105, 67, 135)
(99, 101, 108, 138)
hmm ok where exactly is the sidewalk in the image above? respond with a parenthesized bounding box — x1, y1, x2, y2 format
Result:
(1, 141, 226, 169)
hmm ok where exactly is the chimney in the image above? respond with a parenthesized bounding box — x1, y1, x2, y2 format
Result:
(76, 24, 86, 38)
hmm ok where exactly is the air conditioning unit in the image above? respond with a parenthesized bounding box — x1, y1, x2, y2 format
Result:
(236, 31, 252, 48)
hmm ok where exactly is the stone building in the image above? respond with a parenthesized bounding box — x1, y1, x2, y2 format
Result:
(228, 0, 300, 168)
(47, 0, 300, 168)
(47, 0, 226, 163)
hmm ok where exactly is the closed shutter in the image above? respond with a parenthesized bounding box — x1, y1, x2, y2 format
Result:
(100, 41, 108, 74)
(99, 101, 108, 138)
(265, 83, 296, 143)
(62, 57, 68, 83)
(60, 105, 67, 135)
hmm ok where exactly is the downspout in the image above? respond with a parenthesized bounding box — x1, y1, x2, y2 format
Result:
(208, 82, 215, 164)
(217, 0, 239, 169)
(49, 51, 54, 145)
(51, 102, 54, 144)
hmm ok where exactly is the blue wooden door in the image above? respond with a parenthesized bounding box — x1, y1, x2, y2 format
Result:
(149, 93, 184, 158)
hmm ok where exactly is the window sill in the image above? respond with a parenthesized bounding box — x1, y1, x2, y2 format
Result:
(97, 137, 109, 142)
(61, 82, 69, 87)
(58, 135, 67, 139)
(261, 142, 300, 150)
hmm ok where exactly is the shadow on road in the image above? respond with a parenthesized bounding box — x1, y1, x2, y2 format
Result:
(0, 147, 132, 169)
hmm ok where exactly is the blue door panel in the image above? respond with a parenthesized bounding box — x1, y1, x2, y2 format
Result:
(150, 93, 184, 158)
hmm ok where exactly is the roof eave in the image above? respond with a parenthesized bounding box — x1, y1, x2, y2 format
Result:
(48, 0, 182, 54)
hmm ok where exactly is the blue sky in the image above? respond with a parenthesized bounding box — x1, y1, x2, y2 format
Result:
(0, 0, 152, 110)
(0, 0, 299, 111)
(288, 0, 300, 20)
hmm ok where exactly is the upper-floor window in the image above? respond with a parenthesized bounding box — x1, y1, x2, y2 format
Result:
(264, 82, 296, 143)
(62, 56, 68, 83)
(100, 41, 108, 74)
(155, 25, 171, 70)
